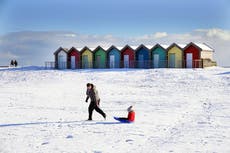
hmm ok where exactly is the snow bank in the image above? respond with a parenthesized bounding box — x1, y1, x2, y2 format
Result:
(0, 67, 229, 153)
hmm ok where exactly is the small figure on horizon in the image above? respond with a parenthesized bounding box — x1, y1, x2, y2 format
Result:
(10, 60, 14, 67)
(14, 60, 18, 67)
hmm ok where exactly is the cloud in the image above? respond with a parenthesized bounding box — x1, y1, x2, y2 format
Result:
(153, 32, 168, 39)
(60, 34, 76, 37)
(195, 28, 230, 41)
(0, 51, 18, 59)
(134, 32, 168, 41)
(0, 29, 229, 66)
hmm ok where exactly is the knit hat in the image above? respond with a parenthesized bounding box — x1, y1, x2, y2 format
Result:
(86, 83, 94, 88)
(127, 106, 134, 112)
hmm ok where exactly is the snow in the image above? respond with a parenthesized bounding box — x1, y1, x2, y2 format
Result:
(145, 45, 153, 50)
(160, 44, 170, 49)
(76, 47, 83, 51)
(0, 67, 230, 153)
(100, 46, 111, 51)
(130, 45, 139, 50)
(194, 43, 214, 51)
(177, 44, 187, 49)
(116, 46, 123, 50)
(89, 47, 96, 51)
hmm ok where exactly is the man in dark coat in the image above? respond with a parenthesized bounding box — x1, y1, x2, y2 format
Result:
(14, 60, 18, 67)
(86, 83, 106, 120)
(10, 60, 14, 67)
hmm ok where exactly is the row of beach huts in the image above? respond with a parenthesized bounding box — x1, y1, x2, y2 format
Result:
(49, 42, 217, 69)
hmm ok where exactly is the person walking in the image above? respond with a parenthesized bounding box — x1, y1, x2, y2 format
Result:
(14, 60, 18, 67)
(10, 60, 14, 67)
(93, 85, 100, 106)
(85, 83, 106, 120)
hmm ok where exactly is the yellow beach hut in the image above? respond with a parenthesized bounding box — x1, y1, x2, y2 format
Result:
(80, 46, 93, 69)
(167, 43, 186, 68)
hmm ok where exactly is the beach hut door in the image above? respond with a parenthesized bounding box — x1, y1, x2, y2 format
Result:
(154, 54, 159, 68)
(169, 53, 175, 68)
(110, 55, 115, 68)
(96, 55, 101, 68)
(83, 55, 88, 68)
(138, 54, 144, 68)
(58, 52, 66, 69)
(186, 53, 193, 68)
(124, 55, 129, 68)
(71, 56, 76, 69)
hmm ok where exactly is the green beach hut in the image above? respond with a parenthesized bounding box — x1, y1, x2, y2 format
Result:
(93, 46, 107, 69)
(151, 44, 168, 68)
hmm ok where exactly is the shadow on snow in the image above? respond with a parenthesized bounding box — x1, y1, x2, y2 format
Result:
(217, 71, 230, 75)
(0, 120, 124, 128)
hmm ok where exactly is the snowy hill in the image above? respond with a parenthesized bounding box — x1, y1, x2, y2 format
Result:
(0, 67, 229, 153)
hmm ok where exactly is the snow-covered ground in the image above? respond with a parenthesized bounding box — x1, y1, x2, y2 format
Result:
(0, 67, 229, 153)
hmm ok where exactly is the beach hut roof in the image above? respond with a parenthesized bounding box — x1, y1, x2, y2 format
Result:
(167, 43, 185, 50)
(121, 45, 135, 52)
(68, 47, 80, 52)
(106, 45, 121, 51)
(53, 47, 68, 55)
(94, 46, 106, 52)
(135, 44, 150, 51)
(151, 44, 168, 50)
(80, 46, 93, 53)
(183, 42, 214, 52)
(194, 43, 214, 51)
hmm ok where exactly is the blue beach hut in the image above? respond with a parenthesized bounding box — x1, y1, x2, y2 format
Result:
(135, 44, 150, 68)
(107, 45, 121, 68)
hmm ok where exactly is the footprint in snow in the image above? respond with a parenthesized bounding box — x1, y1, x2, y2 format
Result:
(41, 142, 49, 145)
(66, 135, 73, 139)
(126, 139, 133, 142)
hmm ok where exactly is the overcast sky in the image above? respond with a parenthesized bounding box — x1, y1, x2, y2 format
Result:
(0, 0, 229, 66)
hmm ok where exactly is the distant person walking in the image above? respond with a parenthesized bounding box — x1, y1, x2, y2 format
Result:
(10, 60, 14, 67)
(85, 83, 106, 120)
(14, 60, 18, 67)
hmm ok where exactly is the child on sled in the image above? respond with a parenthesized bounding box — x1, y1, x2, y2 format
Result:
(114, 106, 135, 123)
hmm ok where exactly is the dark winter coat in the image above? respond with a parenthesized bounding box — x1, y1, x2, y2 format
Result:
(86, 89, 96, 103)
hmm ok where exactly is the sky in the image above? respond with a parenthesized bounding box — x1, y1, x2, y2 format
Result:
(0, 0, 229, 66)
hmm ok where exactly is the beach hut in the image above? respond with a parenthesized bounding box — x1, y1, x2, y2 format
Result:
(93, 46, 107, 69)
(54, 47, 68, 69)
(167, 43, 185, 68)
(67, 47, 80, 69)
(135, 44, 150, 68)
(107, 45, 121, 68)
(183, 42, 214, 68)
(151, 44, 168, 68)
(80, 47, 93, 69)
(121, 45, 135, 68)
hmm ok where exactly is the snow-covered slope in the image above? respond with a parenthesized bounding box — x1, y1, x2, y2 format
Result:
(0, 67, 229, 153)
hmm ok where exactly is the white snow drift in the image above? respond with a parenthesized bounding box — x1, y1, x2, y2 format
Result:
(0, 67, 229, 153)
